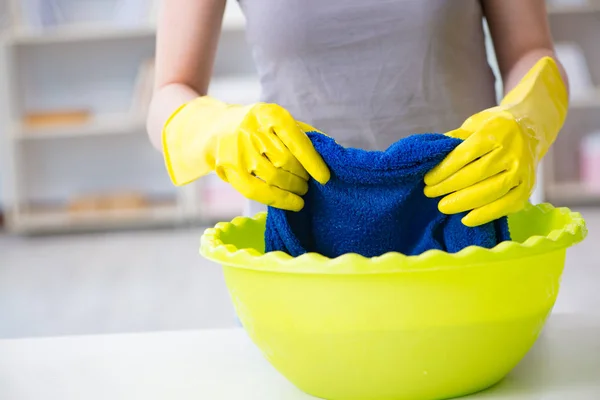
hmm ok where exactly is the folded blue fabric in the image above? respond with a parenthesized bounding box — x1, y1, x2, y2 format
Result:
(265, 132, 511, 258)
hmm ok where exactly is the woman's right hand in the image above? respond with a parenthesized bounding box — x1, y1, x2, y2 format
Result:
(162, 96, 330, 211)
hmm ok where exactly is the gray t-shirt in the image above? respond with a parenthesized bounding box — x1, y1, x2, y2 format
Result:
(238, 0, 497, 215)
(239, 0, 496, 150)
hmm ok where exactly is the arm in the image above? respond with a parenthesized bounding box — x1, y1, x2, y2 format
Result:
(146, 0, 226, 151)
(482, 0, 569, 95)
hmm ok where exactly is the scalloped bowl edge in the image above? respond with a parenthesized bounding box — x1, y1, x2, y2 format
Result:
(200, 203, 587, 274)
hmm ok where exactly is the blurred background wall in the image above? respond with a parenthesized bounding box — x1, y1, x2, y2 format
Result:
(0, 0, 599, 338)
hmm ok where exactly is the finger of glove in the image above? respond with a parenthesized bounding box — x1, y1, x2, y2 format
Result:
(224, 168, 304, 211)
(265, 107, 330, 184)
(424, 136, 495, 186)
(438, 171, 518, 215)
(424, 148, 506, 198)
(252, 130, 310, 181)
(444, 127, 472, 140)
(462, 184, 529, 227)
(250, 154, 309, 196)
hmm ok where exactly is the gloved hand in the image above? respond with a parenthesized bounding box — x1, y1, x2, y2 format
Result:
(162, 96, 330, 211)
(424, 57, 568, 227)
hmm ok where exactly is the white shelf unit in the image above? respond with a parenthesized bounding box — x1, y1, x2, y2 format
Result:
(544, 0, 600, 206)
(15, 201, 183, 234)
(13, 113, 147, 140)
(0, 0, 258, 234)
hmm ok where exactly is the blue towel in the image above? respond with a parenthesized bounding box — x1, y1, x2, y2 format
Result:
(265, 132, 511, 258)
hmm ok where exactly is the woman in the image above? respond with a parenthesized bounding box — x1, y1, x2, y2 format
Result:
(147, 0, 568, 227)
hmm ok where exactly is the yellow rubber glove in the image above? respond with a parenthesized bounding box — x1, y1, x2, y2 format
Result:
(162, 96, 330, 211)
(424, 56, 568, 227)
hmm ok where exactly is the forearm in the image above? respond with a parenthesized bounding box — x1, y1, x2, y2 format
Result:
(482, 0, 569, 99)
(146, 83, 200, 152)
(502, 49, 570, 97)
(147, 0, 225, 151)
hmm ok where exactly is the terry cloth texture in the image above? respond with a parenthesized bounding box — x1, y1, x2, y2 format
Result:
(265, 132, 511, 258)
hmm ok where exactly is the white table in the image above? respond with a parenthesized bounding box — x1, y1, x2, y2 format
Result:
(1, 313, 599, 400)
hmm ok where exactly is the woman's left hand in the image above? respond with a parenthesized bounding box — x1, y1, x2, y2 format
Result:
(423, 57, 568, 227)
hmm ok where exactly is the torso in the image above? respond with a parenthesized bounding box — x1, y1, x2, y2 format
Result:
(239, 0, 497, 150)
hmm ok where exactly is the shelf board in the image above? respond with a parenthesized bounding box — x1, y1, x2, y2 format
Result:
(547, 3, 600, 14)
(11, 202, 185, 234)
(4, 11, 245, 45)
(14, 114, 147, 140)
(6, 24, 157, 45)
(546, 182, 600, 205)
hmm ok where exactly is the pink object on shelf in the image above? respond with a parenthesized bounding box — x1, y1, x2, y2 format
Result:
(202, 174, 246, 219)
(580, 131, 600, 193)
